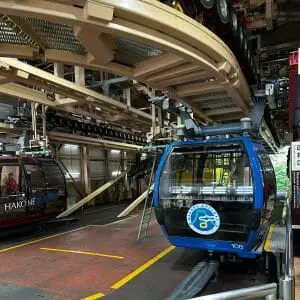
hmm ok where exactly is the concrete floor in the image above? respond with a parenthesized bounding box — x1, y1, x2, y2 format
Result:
(0, 205, 299, 300)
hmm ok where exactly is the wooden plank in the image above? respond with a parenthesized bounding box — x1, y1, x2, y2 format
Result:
(57, 172, 127, 218)
(118, 185, 154, 218)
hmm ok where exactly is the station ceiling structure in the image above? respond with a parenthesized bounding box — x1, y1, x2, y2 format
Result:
(0, 0, 297, 151)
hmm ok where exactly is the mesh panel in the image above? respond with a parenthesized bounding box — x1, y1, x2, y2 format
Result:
(0, 20, 31, 45)
(24, 17, 86, 54)
(113, 36, 162, 67)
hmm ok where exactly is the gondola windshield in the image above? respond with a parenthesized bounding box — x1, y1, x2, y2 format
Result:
(160, 142, 253, 205)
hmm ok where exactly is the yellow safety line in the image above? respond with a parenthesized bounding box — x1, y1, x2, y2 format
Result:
(40, 247, 124, 259)
(0, 215, 138, 253)
(111, 245, 176, 289)
(264, 224, 275, 252)
(0, 225, 90, 253)
(81, 292, 106, 300)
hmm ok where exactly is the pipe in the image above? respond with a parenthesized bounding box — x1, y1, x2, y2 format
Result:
(197, 119, 252, 137)
(278, 155, 295, 300)
(280, 174, 295, 300)
(168, 261, 219, 300)
(285, 198, 294, 278)
(188, 283, 277, 300)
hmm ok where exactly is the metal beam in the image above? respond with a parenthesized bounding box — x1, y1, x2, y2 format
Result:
(0, 44, 36, 59)
(146, 62, 201, 83)
(48, 131, 143, 151)
(0, 57, 152, 126)
(134, 53, 185, 79)
(74, 26, 115, 65)
(176, 82, 226, 97)
(156, 70, 210, 87)
(0, 82, 56, 106)
(45, 49, 134, 78)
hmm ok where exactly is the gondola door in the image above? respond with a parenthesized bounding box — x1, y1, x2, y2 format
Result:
(23, 160, 46, 217)
(40, 159, 67, 216)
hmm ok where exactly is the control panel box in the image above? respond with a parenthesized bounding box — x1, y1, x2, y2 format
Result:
(291, 141, 300, 171)
(290, 141, 300, 225)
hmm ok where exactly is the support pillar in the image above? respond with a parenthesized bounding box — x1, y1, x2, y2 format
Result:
(76, 66, 91, 203)
(31, 102, 37, 141)
(120, 150, 127, 200)
(81, 145, 91, 196)
(104, 149, 110, 203)
(157, 106, 163, 134)
(151, 103, 156, 137)
(54, 63, 64, 101)
(74, 66, 85, 86)
(123, 87, 131, 106)
(177, 116, 182, 126)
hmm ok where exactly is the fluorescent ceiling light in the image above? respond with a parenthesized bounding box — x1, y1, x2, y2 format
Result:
(111, 149, 120, 153)
(112, 170, 121, 176)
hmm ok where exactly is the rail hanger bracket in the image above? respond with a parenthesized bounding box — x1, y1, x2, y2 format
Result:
(151, 95, 267, 139)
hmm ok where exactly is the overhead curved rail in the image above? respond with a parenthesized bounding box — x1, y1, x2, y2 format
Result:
(0, 0, 252, 123)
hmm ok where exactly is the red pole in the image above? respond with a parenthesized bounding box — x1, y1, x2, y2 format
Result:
(289, 51, 298, 131)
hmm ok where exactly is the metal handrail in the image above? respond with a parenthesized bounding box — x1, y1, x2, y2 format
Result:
(188, 283, 277, 300)
(285, 195, 294, 278)
(279, 180, 295, 300)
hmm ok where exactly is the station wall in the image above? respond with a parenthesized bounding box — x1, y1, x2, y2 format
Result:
(56, 144, 137, 208)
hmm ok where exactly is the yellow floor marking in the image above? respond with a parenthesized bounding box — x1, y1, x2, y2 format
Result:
(0, 215, 138, 253)
(81, 292, 105, 300)
(89, 215, 138, 227)
(264, 224, 275, 252)
(111, 245, 175, 289)
(0, 225, 90, 253)
(40, 247, 124, 259)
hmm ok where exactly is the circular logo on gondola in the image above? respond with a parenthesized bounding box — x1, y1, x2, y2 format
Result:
(186, 204, 220, 235)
